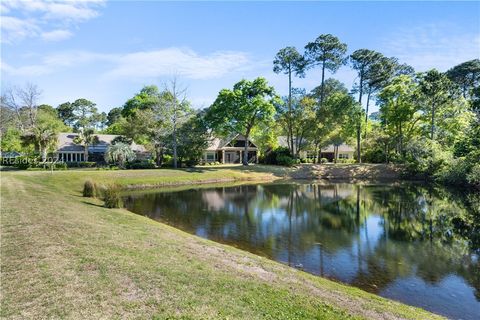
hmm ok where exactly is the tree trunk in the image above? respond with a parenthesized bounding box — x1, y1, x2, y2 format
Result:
(430, 102, 436, 140)
(320, 62, 326, 108)
(288, 65, 295, 156)
(356, 124, 361, 163)
(364, 90, 371, 139)
(399, 123, 404, 158)
(155, 145, 163, 166)
(173, 124, 178, 168)
(243, 135, 249, 166)
(41, 144, 47, 162)
(357, 72, 364, 163)
(84, 144, 88, 162)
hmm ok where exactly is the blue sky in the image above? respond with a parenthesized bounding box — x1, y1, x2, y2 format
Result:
(2, 1, 479, 114)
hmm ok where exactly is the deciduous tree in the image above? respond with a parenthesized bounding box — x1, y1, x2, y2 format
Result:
(206, 77, 277, 165)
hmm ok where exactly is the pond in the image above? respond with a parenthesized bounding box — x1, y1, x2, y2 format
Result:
(123, 182, 480, 320)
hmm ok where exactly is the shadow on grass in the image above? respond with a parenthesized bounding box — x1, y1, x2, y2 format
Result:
(181, 164, 289, 178)
(81, 200, 105, 208)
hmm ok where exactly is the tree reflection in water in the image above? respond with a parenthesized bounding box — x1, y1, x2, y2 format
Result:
(124, 182, 480, 320)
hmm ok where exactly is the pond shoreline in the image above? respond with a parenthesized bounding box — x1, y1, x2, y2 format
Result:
(1, 169, 444, 319)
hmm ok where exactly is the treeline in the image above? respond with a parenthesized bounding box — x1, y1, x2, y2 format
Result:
(269, 34, 479, 188)
(1, 34, 479, 188)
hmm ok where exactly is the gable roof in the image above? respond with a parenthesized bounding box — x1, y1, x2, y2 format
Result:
(205, 134, 258, 151)
(56, 133, 147, 153)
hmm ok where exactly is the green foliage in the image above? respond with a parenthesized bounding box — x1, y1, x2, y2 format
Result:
(21, 109, 67, 161)
(261, 147, 294, 166)
(305, 34, 347, 76)
(170, 113, 209, 167)
(71, 98, 99, 131)
(107, 107, 123, 126)
(121, 85, 160, 118)
(467, 163, 480, 188)
(11, 156, 38, 170)
(276, 154, 295, 167)
(66, 161, 96, 168)
(1, 127, 22, 152)
(103, 184, 122, 208)
(446, 59, 480, 99)
(126, 160, 156, 170)
(402, 139, 453, 179)
(205, 77, 277, 165)
(418, 69, 455, 140)
(104, 142, 136, 168)
(73, 128, 99, 162)
(83, 180, 96, 197)
(320, 158, 328, 164)
(273, 47, 307, 77)
(57, 102, 75, 127)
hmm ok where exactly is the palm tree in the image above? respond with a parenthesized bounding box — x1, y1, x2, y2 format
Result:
(22, 109, 64, 162)
(104, 142, 136, 168)
(73, 128, 99, 162)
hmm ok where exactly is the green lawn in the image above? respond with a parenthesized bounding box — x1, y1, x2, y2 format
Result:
(1, 167, 443, 319)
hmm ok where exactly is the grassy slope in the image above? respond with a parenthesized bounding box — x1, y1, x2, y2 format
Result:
(1, 167, 442, 319)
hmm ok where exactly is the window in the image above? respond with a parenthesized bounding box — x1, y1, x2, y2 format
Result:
(206, 152, 216, 161)
(338, 153, 349, 159)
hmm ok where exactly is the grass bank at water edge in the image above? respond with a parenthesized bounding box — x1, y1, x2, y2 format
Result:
(1, 167, 443, 319)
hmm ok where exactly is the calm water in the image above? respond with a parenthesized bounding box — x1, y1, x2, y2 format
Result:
(123, 182, 480, 319)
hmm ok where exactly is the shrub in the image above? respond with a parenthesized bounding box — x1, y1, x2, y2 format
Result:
(161, 155, 174, 168)
(126, 159, 156, 169)
(29, 162, 68, 171)
(467, 164, 480, 188)
(262, 147, 294, 166)
(403, 139, 452, 179)
(337, 158, 355, 164)
(320, 158, 328, 164)
(103, 184, 122, 208)
(66, 161, 97, 168)
(276, 154, 295, 167)
(83, 180, 96, 197)
(95, 184, 107, 198)
(12, 156, 37, 170)
(184, 159, 199, 167)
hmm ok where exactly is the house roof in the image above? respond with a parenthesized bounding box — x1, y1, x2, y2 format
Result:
(56, 133, 147, 153)
(205, 134, 258, 151)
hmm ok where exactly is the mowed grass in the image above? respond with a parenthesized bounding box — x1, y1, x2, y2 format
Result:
(0, 167, 443, 319)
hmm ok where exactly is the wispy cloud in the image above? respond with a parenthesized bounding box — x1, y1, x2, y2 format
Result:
(383, 23, 480, 72)
(1, 0, 105, 43)
(40, 29, 73, 41)
(106, 48, 251, 80)
(2, 47, 253, 80)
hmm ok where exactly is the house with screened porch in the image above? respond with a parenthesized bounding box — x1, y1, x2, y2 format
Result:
(202, 134, 259, 164)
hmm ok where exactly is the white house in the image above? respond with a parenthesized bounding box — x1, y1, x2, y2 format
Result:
(203, 134, 258, 164)
(55, 133, 149, 162)
(277, 136, 355, 162)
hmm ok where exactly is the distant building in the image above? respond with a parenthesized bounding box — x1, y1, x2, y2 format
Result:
(55, 133, 150, 162)
(277, 136, 355, 161)
(203, 134, 258, 164)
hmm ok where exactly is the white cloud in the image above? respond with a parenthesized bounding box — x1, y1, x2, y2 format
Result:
(383, 24, 480, 72)
(40, 29, 73, 41)
(2, 47, 253, 80)
(106, 48, 251, 80)
(0, 16, 39, 42)
(1, 0, 105, 43)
